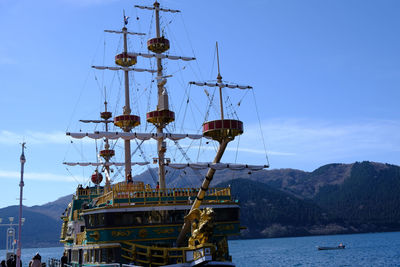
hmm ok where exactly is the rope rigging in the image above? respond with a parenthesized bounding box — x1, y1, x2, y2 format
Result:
(63, 5, 270, 190)
(251, 89, 270, 166)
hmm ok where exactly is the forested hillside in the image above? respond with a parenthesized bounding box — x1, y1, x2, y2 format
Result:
(217, 179, 341, 238)
(1, 161, 399, 248)
(314, 162, 400, 230)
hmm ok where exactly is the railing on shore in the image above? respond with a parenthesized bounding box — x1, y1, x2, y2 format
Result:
(48, 258, 61, 267)
(48, 259, 121, 267)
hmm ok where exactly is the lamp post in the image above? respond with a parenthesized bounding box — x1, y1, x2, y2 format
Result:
(0, 217, 25, 260)
(16, 143, 26, 267)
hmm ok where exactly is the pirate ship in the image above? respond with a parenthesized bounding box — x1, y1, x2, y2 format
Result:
(60, 1, 268, 266)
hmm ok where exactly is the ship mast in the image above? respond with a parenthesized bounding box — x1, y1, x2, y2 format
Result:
(75, 88, 115, 187)
(122, 12, 133, 179)
(154, 1, 168, 190)
(99, 12, 144, 181)
(100, 94, 114, 187)
(133, 1, 198, 189)
(177, 43, 250, 246)
(141, 0, 178, 190)
(216, 42, 224, 120)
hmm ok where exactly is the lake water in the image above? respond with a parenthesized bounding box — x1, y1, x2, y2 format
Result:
(230, 232, 400, 266)
(1, 232, 399, 266)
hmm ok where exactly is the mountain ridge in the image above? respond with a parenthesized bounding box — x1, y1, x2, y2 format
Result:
(0, 161, 399, 248)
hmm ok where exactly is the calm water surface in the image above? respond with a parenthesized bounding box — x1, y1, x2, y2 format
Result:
(1, 232, 399, 266)
(230, 232, 400, 266)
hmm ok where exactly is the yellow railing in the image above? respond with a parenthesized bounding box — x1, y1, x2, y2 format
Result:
(209, 187, 231, 196)
(112, 187, 230, 198)
(85, 182, 232, 207)
(121, 241, 216, 266)
(114, 181, 145, 192)
(76, 186, 104, 197)
(111, 187, 232, 206)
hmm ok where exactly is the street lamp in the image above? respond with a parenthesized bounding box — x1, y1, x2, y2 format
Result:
(0, 217, 26, 260)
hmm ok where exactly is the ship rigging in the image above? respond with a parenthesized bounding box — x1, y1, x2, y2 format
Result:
(60, 1, 268, 266)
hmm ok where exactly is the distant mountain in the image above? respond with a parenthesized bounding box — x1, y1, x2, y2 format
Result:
(30, 194, 73, 221)
(133, 163, 354, 199)
(137, 161, 400, 236)
(0, 195, 72, 249)
(1, 161, 399, 248)
(313, 161, 400, 231)
(216, 179, 345, 238)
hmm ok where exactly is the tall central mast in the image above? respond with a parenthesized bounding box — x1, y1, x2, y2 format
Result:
(144, 0, 176, 190)
(135, 1, 190, 189)
(122, 24, 133, 179)
(154, 1, 167, 189)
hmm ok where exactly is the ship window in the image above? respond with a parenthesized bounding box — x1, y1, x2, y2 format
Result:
(215, 208, 239, 222)
(107, 212, 144, 226)
(88, 214, 98, 227)
(101, 248, 108, 263)
(122, 213, 135, 225)
(90, 249, 94, 263)
(83, 250, 88, 263)
(134, 214, 143, 224)
(168, 210, 185, 224)
(71, 250, 79, 262)
(149, 211, 162, 224)
(113, 213, 122, 225)
(95, 249, 100, 263)
(85, 209, 194, 229)
(87, 210, 200, 228)
(98, 213, 105, 226)
(87, 250, 90, 263)
(106, 248, 114, 263)
(88, 215, 93, 227)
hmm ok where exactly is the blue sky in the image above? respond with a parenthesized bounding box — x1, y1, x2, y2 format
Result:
(0, 0, 399, 208)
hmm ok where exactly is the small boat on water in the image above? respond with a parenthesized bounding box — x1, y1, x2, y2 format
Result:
(317, 243, 345, 250)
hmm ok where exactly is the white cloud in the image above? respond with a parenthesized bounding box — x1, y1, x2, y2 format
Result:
(240, 118, 400, 170)
(0, 130, 87, 145)
(0, 170, 83, 182)
(252, 118, 400, 153)
(186, 145, 294, 157)
(1, 118, 398, 173)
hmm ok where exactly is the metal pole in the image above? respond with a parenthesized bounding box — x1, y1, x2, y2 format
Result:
(16, 143, 26, 267)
